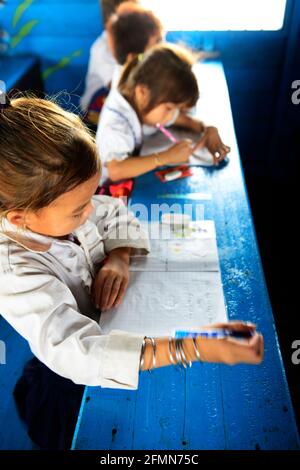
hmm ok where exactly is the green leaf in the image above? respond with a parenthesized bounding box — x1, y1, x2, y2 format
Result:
(12, 0, 34, 28)
(42, 49, 83, 80)
(11, 19, 38, 48)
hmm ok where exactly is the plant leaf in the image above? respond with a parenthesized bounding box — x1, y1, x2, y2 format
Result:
(11, 19, 38, 48)
(12, 0, 34, 28)
(42, 49, 83, 80)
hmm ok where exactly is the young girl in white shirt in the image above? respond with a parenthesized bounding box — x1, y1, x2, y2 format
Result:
(0, 97, 263, 449)
(81, 1, 162, 127)
(97, 43, 231, 185)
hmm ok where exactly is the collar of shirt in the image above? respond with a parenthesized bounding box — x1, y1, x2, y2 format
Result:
(0, 219, 83, 254)
(104, 88, 143, 144)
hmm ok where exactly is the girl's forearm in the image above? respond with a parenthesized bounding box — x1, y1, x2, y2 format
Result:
(140, 337, 210, 370)
(106, 153, 169, 181)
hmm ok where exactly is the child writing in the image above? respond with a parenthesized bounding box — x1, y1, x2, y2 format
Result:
(96, 43, 231, 185)
(0, 96, 263, 449)
(80, 1, 163, 127)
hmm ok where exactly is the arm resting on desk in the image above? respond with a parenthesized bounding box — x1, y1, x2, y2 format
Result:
(141, 323, 264, 371)
(106, 141, 195, 181)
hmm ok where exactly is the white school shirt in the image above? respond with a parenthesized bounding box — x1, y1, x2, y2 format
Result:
(80, 32, 117, 112)
(96, 88, 181, 183)
(0, 195, 150, 389)
(96, 88, 143, 184)
(110, 66, 158, 139)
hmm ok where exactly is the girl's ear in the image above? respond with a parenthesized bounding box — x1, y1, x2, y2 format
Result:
(6, 210, 27, 228)
(135, 84, 150, 111)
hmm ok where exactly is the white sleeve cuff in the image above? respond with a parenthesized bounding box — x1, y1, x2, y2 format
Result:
(100, 330, 144, 390)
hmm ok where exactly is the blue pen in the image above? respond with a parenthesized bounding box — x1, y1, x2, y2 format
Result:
(175, 329, 255, 340)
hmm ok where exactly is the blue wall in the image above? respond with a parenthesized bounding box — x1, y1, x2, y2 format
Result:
(0, 0, 103, 102)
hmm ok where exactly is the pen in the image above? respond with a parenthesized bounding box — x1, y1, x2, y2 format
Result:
(156, 122, 212, 165)
(156, 123, 179, 144)
(174, 329, 255, 340)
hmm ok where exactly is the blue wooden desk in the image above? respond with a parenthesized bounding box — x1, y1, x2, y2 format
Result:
(72, 62, 299, 450)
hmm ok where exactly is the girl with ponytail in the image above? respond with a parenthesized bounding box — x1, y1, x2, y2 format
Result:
(96, 43, 231, 184)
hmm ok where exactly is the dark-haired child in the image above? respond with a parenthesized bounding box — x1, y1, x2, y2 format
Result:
(96, 43, 231, 183)
(81, 1, 162, 126)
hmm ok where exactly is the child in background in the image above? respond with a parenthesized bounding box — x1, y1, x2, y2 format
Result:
(0, 97, 262, 450)
(96, 43, 231, 185)
(80, 1, 162, 127)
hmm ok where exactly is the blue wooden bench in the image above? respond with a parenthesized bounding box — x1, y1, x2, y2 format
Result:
(71, 61, 300, 450)
(0, 55, 42, 450)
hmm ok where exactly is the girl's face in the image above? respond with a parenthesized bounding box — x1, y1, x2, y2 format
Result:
(142, 102, 180, 127)
(7, 172, 101, 237)
(134, 84, 187, 126)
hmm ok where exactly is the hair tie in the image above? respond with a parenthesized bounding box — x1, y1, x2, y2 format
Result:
(138, 53, 144, 62)
(110, 13, 118, 23)
(0, 93, 11, 110)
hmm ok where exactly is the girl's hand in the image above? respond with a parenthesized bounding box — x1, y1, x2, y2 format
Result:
(92, 248, 130, 311)
(194, 126, 231, 166)
(161, 139, 195, 165)
(199, 321, 264, 365)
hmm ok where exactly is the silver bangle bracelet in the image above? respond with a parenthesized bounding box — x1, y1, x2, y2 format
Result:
(175, 339, 189, 369)
(192, 337, 202, 362)
(168, 337, 176, 365)
(139, 337, 147, 370)
(179, 339, 192, 368)
(150, 337, 156, 370)
(175, 339, 184, 367)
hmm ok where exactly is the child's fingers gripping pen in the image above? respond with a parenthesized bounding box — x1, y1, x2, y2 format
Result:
(209, 321, 257, 335)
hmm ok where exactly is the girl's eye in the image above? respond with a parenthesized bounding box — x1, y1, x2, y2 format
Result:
(72, 213, 83, 219)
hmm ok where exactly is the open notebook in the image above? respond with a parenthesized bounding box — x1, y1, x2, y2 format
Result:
(99, 221, 228, 337)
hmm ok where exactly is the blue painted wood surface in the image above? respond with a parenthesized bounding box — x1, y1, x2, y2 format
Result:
(0, 55, 37, 90)
(72, 62, 299, 450)
(0, 318, 34, 450)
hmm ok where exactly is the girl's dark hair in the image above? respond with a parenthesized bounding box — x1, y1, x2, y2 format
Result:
(106, 2, 162, 65)
(101, 0, 139, 25)
(0, 97, 100, 220)
(118, 43, 199, 113)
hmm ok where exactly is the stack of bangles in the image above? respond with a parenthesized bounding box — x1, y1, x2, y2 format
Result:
(139, 337, 202, 371)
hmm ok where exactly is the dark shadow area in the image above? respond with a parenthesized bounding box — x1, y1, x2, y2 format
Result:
(243, 158, 299, 434)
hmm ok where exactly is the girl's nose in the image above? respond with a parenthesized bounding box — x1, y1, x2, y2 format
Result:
(83, 202, 94, 218)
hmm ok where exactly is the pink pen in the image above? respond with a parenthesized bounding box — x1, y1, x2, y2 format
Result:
(156, 123, 179, 144)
